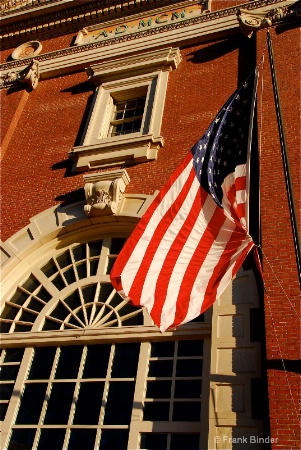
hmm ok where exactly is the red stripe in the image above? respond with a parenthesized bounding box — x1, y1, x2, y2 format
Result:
(200, 225, 251, 314)
(150, 186, 203, 326)
(110, 153, 193, 289)
(167, 191, 227, 329)
(128, 165, 196, 304)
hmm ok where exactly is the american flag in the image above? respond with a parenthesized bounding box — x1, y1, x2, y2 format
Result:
(110, 69, 258, 332)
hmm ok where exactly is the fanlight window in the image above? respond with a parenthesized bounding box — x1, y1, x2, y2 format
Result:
(0, 237, 209, 450)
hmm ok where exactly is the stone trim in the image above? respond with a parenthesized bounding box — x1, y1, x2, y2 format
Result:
(0, 59, 39, 90)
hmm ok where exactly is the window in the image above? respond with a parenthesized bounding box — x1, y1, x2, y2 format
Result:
(0, 237, 210, 450)
(69, 47, 181, 171)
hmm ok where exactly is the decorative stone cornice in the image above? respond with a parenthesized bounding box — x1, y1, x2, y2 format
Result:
(83, 169, 130, 217)
(0, 59, 39, 90)
(237, 0, 301, 36)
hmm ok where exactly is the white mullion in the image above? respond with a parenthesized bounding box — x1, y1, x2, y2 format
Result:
(128, 342, 150, 450)
(85, 242, 90, 278)
(68, 247, 80, 283)
(96, 238, 111, 277)
(78, 287, 89, 327)
(92, 287, 115, 325)
(169, 341, 178, 422)
(89, 282, 101, 326)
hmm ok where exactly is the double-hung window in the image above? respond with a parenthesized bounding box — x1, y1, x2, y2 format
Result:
(69, 47, 181, 171)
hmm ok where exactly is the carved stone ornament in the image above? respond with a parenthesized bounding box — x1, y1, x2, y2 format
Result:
(11, 41, 42, 60)
(237, 3, 298, 37)
(0, 59, 39, 90)
(83, 169, 130, 217)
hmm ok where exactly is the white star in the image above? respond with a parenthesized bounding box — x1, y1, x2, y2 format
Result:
(196, 157, 200, 163)
(223, 161, 227, 167)
(235, 110, 241, 116)
(215, 118, 220, 123)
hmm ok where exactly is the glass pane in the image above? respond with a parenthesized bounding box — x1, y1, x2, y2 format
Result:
(64, 290, 81, 310)
(88, 240, 102, 257)
(19, 310, 37, 323)
(177, 340, 203, 357)
(68, 429, 97, 450)
(16, 383, 47, 424)
(110, 238, 126, 255)
(9, 289, 28, 306)
(81, 284, 96, 303)
(90, 260, 98, 276)
(37, 428, 66, 450)
(72, 244, 86, 261)
(0, 321, 11, 333)
(28, 347, 56, 379)
(0, 365, 19, 380)
(172, 401, 201, 421)
(44, 382, 75, 424)
(57, 251, 72, 268)
(140, 433, 168, 450)
(170, 434, 200, 450)
(146, 381, 172, 398)
(8, 429, 36, 450)
(3, 348, 24, 363)
(63, 267, 76, 285)
(22, 275, 40, 293)
(143, 401, 170, 421)
(122, 313, 143, 326)
(76, 262, 86, 279)
(174, 380, 202, 398)
(0, 403, 8, 421)
(100, 429, 129, 450)
(83, 344, 111, 379)
(51, 302, 69, 321)
(27, 298, 45, 312)
(98, 284, 114, 302)
(176, 359, 203, 377)
(151, 341, 175, 357)
(1, 305, 18, 320)
(111, 343, 139, 378)
(55, 347, 83, 379)
(37, 287, 52, 302)
(73, 382, 104, 424)
(37, 429, 66, 450)
(106, 257, 116, 274)
(52, 274, 66, 291)
(42, 318, 61, 331)
(0, 383, 13, 400)
(41, 260, 57, 277)
(148, 360, 173, 377)
(103, 381, 135, 424)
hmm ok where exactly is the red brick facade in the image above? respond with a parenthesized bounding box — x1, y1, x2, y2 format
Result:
(1, 0, 300, 448)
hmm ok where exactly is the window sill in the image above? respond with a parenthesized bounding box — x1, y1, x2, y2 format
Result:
(69, 133, 164, 171)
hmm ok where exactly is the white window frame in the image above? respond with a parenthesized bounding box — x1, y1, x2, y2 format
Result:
(69, 47, 181, 172)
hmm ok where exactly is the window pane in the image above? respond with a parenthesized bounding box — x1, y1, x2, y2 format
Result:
(88, 240, 102, 257)
(148, 360, 173, 377)
(146, 381, 172, 398)
(99, 429, 129, 450)
(170, 434, 200, 450)
(44, 382, 75, 424)
(37, 429, 66, 450)
(111, 343, 139, 378)
(0, 383, 14, 400)
(150, 341, 175, 357)
(68, 429, 97, 450)
(28, 347, 56, 380)
(72, 244, 86, 261)
(3, 348, 24, 363)
(176, 359, 203, 377)
(110, 238, 126, 255)
(0, 403, 8, 421)
(174, 380, 202, 398)
(172, 401, 201, 421)
(55, 347, 82, 379)
(8, 429, 35, 450)
(0, 365, 20, 380)
(177, 340, 203, 357)
(143, 401, 170, 421)
(103, 381, 135, 424)
(140, 433, 168, 450)
(57, 252, 72, 269)
(16, 383, 47, 424)
(22, 275, 40, 293)
(83, 344, 111, 378)
(73, 382, 104, 424)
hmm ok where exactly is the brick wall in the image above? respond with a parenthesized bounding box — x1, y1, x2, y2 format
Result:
(256, 27, 301, 449)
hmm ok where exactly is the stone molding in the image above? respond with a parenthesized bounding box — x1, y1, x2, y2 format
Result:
(86, 47, 182, 83)
(83, 169, 130, 217)
(237, 0, 300, 36)
(0, 59, 39, 90)
(0, 0, 296, 78)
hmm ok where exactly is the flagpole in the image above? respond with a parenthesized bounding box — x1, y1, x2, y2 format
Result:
(267, 29, 301, 288)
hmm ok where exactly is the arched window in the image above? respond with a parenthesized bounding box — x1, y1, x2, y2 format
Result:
(0, 237, 211, 450)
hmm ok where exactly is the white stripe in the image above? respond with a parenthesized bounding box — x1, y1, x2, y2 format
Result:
(140, 175, 200, 312)
(121, 160, 194, 297)
(180, 215, 237, 328)
(159, 194, 218, 331)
